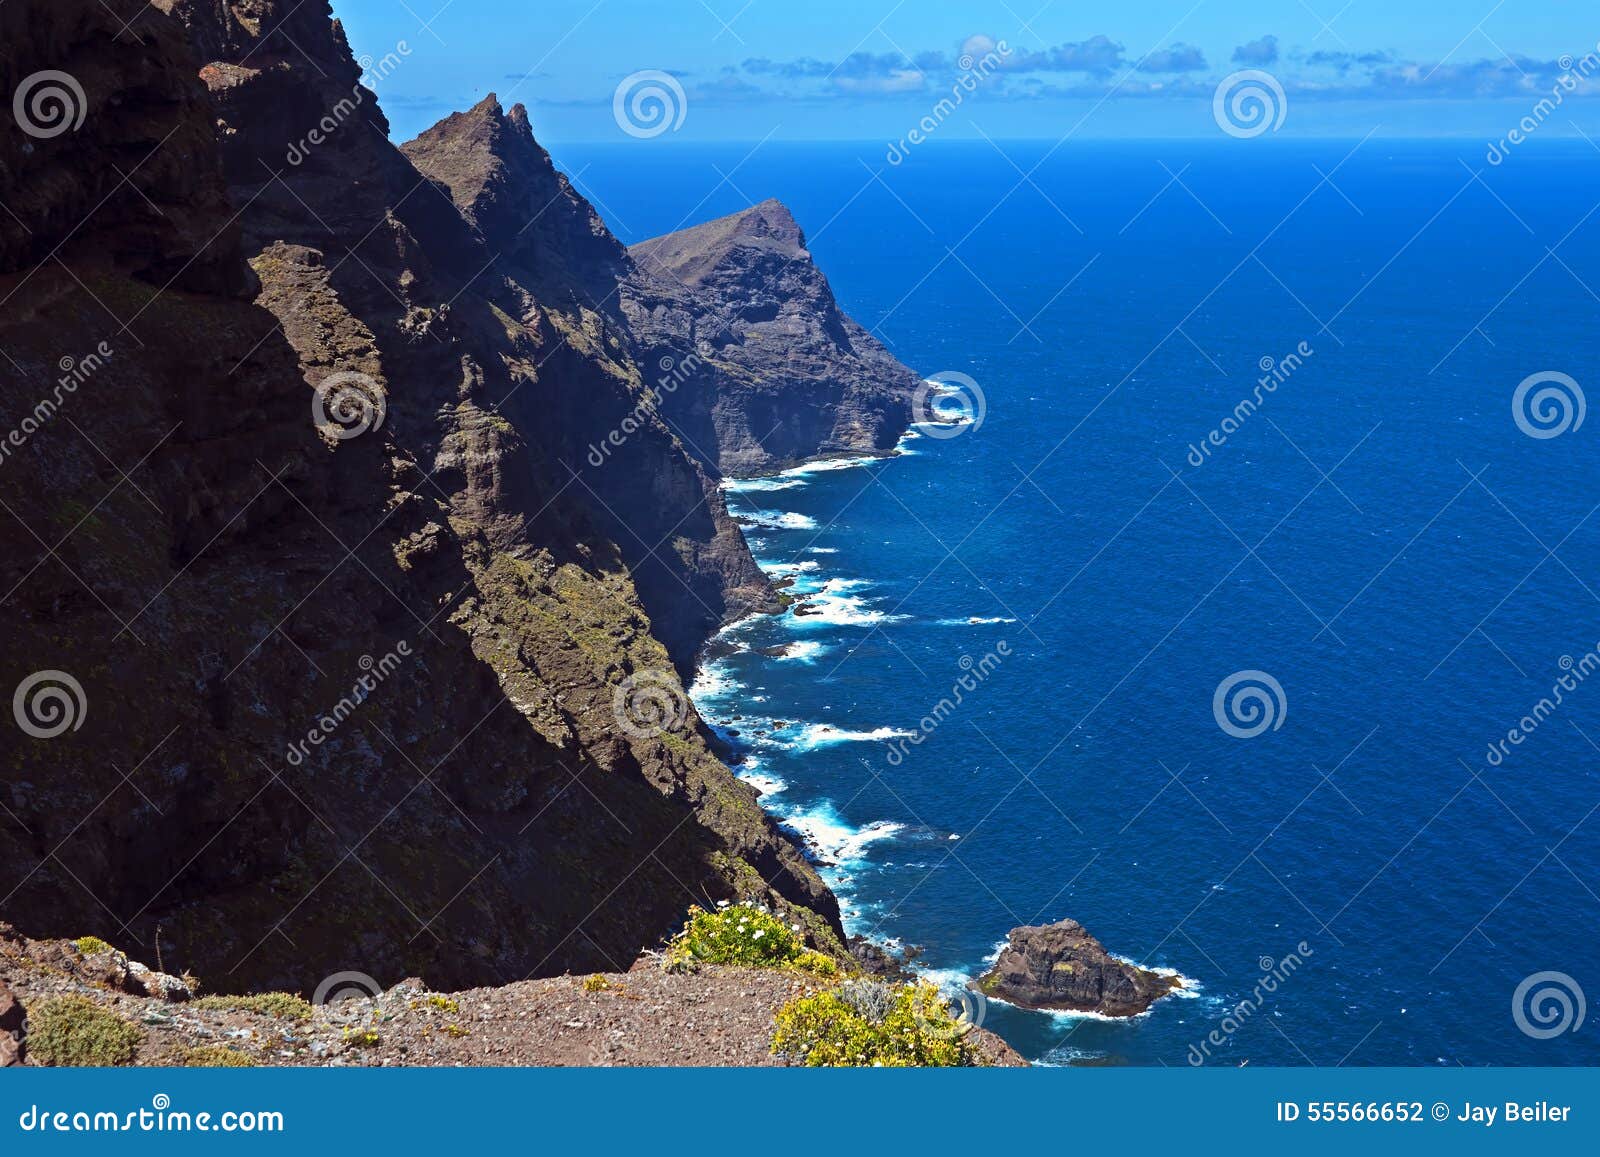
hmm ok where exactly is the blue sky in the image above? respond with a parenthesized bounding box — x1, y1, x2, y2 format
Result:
(336, 0, 1600, 143)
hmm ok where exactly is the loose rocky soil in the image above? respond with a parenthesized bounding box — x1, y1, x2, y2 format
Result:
(1, 927, 1022, 1067)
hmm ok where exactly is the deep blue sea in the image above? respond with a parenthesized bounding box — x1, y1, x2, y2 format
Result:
(562, 139, 1600, 1066)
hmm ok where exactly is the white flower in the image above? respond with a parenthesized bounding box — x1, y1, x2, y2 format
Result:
(752, 929, 765, 939)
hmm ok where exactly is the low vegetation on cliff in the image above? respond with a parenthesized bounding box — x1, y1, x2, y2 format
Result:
(663, 902, 841, 978)
(771, 980, 985, 1067)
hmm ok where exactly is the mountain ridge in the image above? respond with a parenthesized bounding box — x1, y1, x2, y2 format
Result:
(0, 0, 845, 995)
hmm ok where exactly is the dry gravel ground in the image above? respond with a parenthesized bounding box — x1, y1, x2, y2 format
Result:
(1, 928, 1023, 1067)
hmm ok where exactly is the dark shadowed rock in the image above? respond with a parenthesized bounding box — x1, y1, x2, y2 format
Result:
(621, 200, 920, 476)
(0, 983, 23, 1066)
(400, 95, 629, 304)
(975, 919, 1182, 1017)
(0, 0, 837, 998)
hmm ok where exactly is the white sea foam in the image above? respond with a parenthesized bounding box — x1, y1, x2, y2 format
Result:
(764, 560, 821, 576)
(791, 722, 915, 750)
(737, 767, 788, 796)
(807, 547, 838, 555)
(774, 640, 828, 663)
(915, 966, 978, 995)
(934, 615, 1018, 626)
(789, 584, 905, 629)
(779, 453, 886, 478)
(723, 477, 807, 493)
(687, 659, 737, 703)
(739, 509, 819, 531)
(781, 804, 904, 864)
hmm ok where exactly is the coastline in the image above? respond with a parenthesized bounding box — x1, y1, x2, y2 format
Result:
(689, 427, 927, 929)
(688, 412, 998, 997)
(689, 403, 1200, 1054)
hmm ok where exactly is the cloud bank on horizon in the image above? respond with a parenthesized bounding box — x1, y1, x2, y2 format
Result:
(337, 1, 1600, 141)
(682, 32, 1600, 106)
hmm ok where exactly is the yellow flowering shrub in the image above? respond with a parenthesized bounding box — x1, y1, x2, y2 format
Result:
(771, 981, 983, 1067)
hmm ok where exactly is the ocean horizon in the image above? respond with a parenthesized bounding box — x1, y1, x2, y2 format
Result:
(564, 137, 1600, 1066)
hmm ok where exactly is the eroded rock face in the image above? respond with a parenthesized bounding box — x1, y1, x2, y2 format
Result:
(975, 919, 1181, 1017)
(0, 0, 836, 996)
(621, 200, 920, 477)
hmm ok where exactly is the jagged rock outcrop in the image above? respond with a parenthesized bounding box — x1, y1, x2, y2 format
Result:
(974, 919, 1182, 1017)
(621, 199, 920, 476)
(0, 0, 836, 997)
(400, 95, 630, 306)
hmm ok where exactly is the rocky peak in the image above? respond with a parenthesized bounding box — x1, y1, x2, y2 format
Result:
(402, 95, 628, 300)
(631, 198, 808, 289)
(620, 200, 919, 475)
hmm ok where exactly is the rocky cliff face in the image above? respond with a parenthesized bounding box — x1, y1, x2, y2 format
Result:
(622, 200, 920, 477)
(0, 0, 837, 997)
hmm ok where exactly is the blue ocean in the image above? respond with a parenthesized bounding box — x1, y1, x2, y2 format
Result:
(562, 139, 1600, 1066)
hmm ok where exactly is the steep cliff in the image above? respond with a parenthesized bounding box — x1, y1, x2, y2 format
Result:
(397, 99, 919, 479)
(0, 0, 836, 997)
(622, 200, 920, 476)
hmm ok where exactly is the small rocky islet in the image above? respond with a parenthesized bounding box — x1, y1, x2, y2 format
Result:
(974, 919, 1184, 1018)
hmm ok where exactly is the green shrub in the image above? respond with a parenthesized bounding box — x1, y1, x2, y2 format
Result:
(27, 996, 144, 1067)
(581, 974, 612, 993)
(665, 902, 840, 977)
(181, 1045, 254, 1068)
(192, 992, 313, 1020)
(771, 980, 983, 1067)
(72, 936, 115, 956)
(792, 950, 841, 979)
